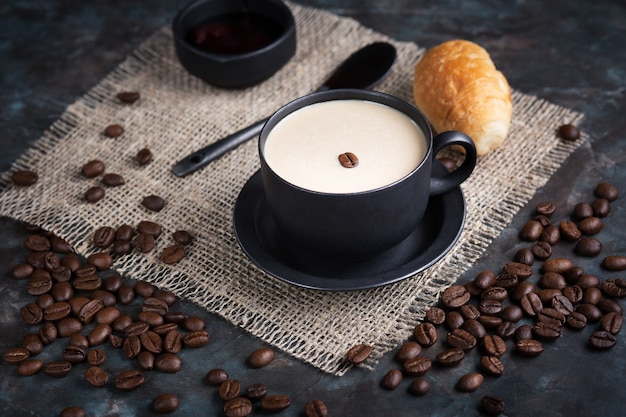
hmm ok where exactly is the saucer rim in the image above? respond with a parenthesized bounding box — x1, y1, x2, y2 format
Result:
(233, 167, 466, 291)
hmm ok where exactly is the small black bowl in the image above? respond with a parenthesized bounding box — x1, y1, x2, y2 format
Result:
(172, 0, 296, 89)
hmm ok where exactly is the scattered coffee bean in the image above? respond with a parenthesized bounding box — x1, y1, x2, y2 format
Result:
(206, 368, 229, 386)
(162, 245, 185, 264)
(248, 347, 275, 368)
(101, 173, 125, 187)
(535, 201, 556, 216)
(152, 393, 179, 414)
(408, 378, 431, 396)
(223, 397, 252, 417)
(11, 170, 39, 186)
(84, 186, 105, 203)
(589, 330, 617, 349)
(575, 236, 602, 257)
(116, 91, 140, 104)
(480, 355, 505, 376)
(403, 356, 432, 376)
(591, 198, 611, 217)
(381, 368, 403, 390)
(601, 255, 626, 271)
(441, 285, 470, 308)
(84, 365, 108, 387)
(135, 148, 153, 165)
(260, 395, 291, 412)
(594, 182, 619, 201)
(455, 372, 483, 392)
(395, 341, 422, 363)
(481, 395, 506, 416)
(17, 359, 43, 376)
(141, 195, 166, 212)
(436, 348, 465, 367)
(81, 160, 105, 178)
(60, 406, 87, 417)
(557, 123, 580, 141)
(519, 220, 543, 241)
(515, 339, 544, 357)
(43, 360, 72, 378)
(245, 383, 268, 400)
(103, 124, 124, 138)
(338, 152, 359, 168)
(115, 369, 144, 390)
(578, 216, 603, 235)
(172, 230, 193, 245)
(346, 343, 372, 365)
(305, 399, 328, 417)
(219, 379, 241, 401)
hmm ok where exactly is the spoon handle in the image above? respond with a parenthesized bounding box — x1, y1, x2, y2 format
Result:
(171, 118, 266, 177)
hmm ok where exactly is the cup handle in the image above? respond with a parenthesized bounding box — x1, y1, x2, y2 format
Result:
(429, 130, 477, 195)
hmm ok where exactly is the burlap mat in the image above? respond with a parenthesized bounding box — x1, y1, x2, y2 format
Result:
(0, 2, 585, 375)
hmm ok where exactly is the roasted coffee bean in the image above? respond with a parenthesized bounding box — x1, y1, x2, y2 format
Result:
(381, 368, 403, 390)
(133, 233, 155, 253)
(115, 369, 144, 390)
(551, 294, 574, 316)
(139, 311, 164, 327)
(21, 333, 43, 355)
(244, 383, 268, 400)
(88, 323, 112, 346)
(542, 258, 574, 274)
(594, 182, 619, 201)
(124, 320, 150, 337)
(137, 221, 162, 238)
(445, 310, 465, 329)
(539, 225, 560, 245)
(206, 368, 229, 386)
(11, 169, 38, 186)
(519, 220, 543, 241)
(60, 407, 86, 417)
(44, 360, 72, 377)
(532, 241, 552, 260)
(578, 216, 603, 235)
(601, 255, 626, 271)
(136, 351, 155, 370)
(589, 330, 617, 349)
(3, 347, 30, 364)
(591, 198, 611, 217)
(61, 253, 81, 272)
(87, 348, 105, 366)
(154, 289, 177, 306)
(17, 359, 43, 376)
(481, 286, 508, 302)
(537, 289, 562, 304)
(84, 186, 105, 203)
(140, 331, 163, 354)
(93, 226, 116, 249)
(481, 395, 506, 416)
(479, 299, 503, 316)
(142, 297, 169, 315)
(11, 263, 34, 280)
(62, 345, 86, 364)
(501, 305, 523, 323)
(84, 365, 108, 387)
(104, 124, 124, 138)
(436, 348, 465, 367)
(533, 214, 552, 226)
(73, 274, 102, 292)
(101, 173, 125, 187)
(36, 293, 54, 309)
(172, 230, 193, 245)
(395, 341, 422, 363)
(425, 306, 446, 325)
(338, 152, 359, 168)
(504, 262, 534, 280)
(141, 195, 166, 212)
(43, 301, 71, 322)
(535, 201, 556, 216)
(598, 299, 623, 316)
(403, 356, 432, 376)
(51, 266, 72, 284)
(162, 244, 185, 264)
(67, 333, 90, 350)
(87, 252, 113, 270)
(219, 379, 242, 401)
(26, 273, 52, 296)
(115, 284, 134, 304)
(478, 315, 502, 330)
(26, 251, 49, 268)
(516, 339, 544, 357)
(483, 334, 506, 357)
(152, 393, 179, 414)
(91, 289, 116, 306)
(511, 281, 536, 302)
(183, 330, 210, 348)
(117, 91, 140, 104)
(123, 336, 142, 359)
(446, 328, 477, 351)
(602, 279, 626, 298)
(538, 307, 566, 325)
(576, 273, 600, 289)
(496, 321, 516, 339)
(261, 395, 291, 412)
(520, 292, 543, 316)
(20, 303, 43, 325)
(558, 123, 580, 141)
(136, 148, 153, 165)
(514, 324, 533, 341)
(473, 270, 497, 289)
(480, 355, 505, 376)
(563, 285, 583, 303)
(305, 400, 328, 417)
(461, 319, 487, 339)
(539, 272, 567, 290)
(94, 306, 121, 325)
(73, 264, 96, 279)
(162, 330, 183, 353)
(408, 378, 431, 396)
(24, 234, 51, 252)
(441, 285, 470, 308)
(112, 314, 133, 333)
(112, 239, 132, 256)
(109, 334, 123, 349)
(576, 303, 603, 322)
(572, 202, 593, 220)
(413, 322, 438, 347)
(601, 312, 623, 335)
(39, 322, 58, 344)
(78, 299, 104, 324)
(575, 237, 603, 257)
(224, 397, 252, 417)
(456, 372, 483, 392)
(459, 304, 481, 320)
(248, 347, 275, 368)
(155, 353, 182, 373)
(582, 286, 602, 304)
(533, 321, 561, 340)
(465, 279, 483, 297)
(513, 248, 535, 265)
(81, 160, 105, 178)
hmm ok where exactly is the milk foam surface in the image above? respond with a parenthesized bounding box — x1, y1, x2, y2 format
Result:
(263, 100, 427, 193)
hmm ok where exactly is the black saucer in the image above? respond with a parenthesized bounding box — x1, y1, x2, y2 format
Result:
(233, 165, 466, 291)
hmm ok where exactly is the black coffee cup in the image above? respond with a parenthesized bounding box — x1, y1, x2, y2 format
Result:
(258, 89, 476, 260)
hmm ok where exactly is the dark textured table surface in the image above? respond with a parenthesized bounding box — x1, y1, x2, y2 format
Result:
(1, 1, 626, 416)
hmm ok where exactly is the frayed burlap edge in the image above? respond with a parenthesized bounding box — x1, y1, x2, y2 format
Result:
(0, 1, 585, 375)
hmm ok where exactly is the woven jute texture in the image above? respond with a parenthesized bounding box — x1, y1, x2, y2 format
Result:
(0, 2, 585, 375)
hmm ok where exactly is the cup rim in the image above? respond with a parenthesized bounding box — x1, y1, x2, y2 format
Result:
(259, 88, 434, 196)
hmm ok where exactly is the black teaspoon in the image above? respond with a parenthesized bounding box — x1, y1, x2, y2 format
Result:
(171, 42, 397, 177)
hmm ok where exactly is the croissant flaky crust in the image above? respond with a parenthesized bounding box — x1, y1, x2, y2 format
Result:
(413, 40, 512, 156)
